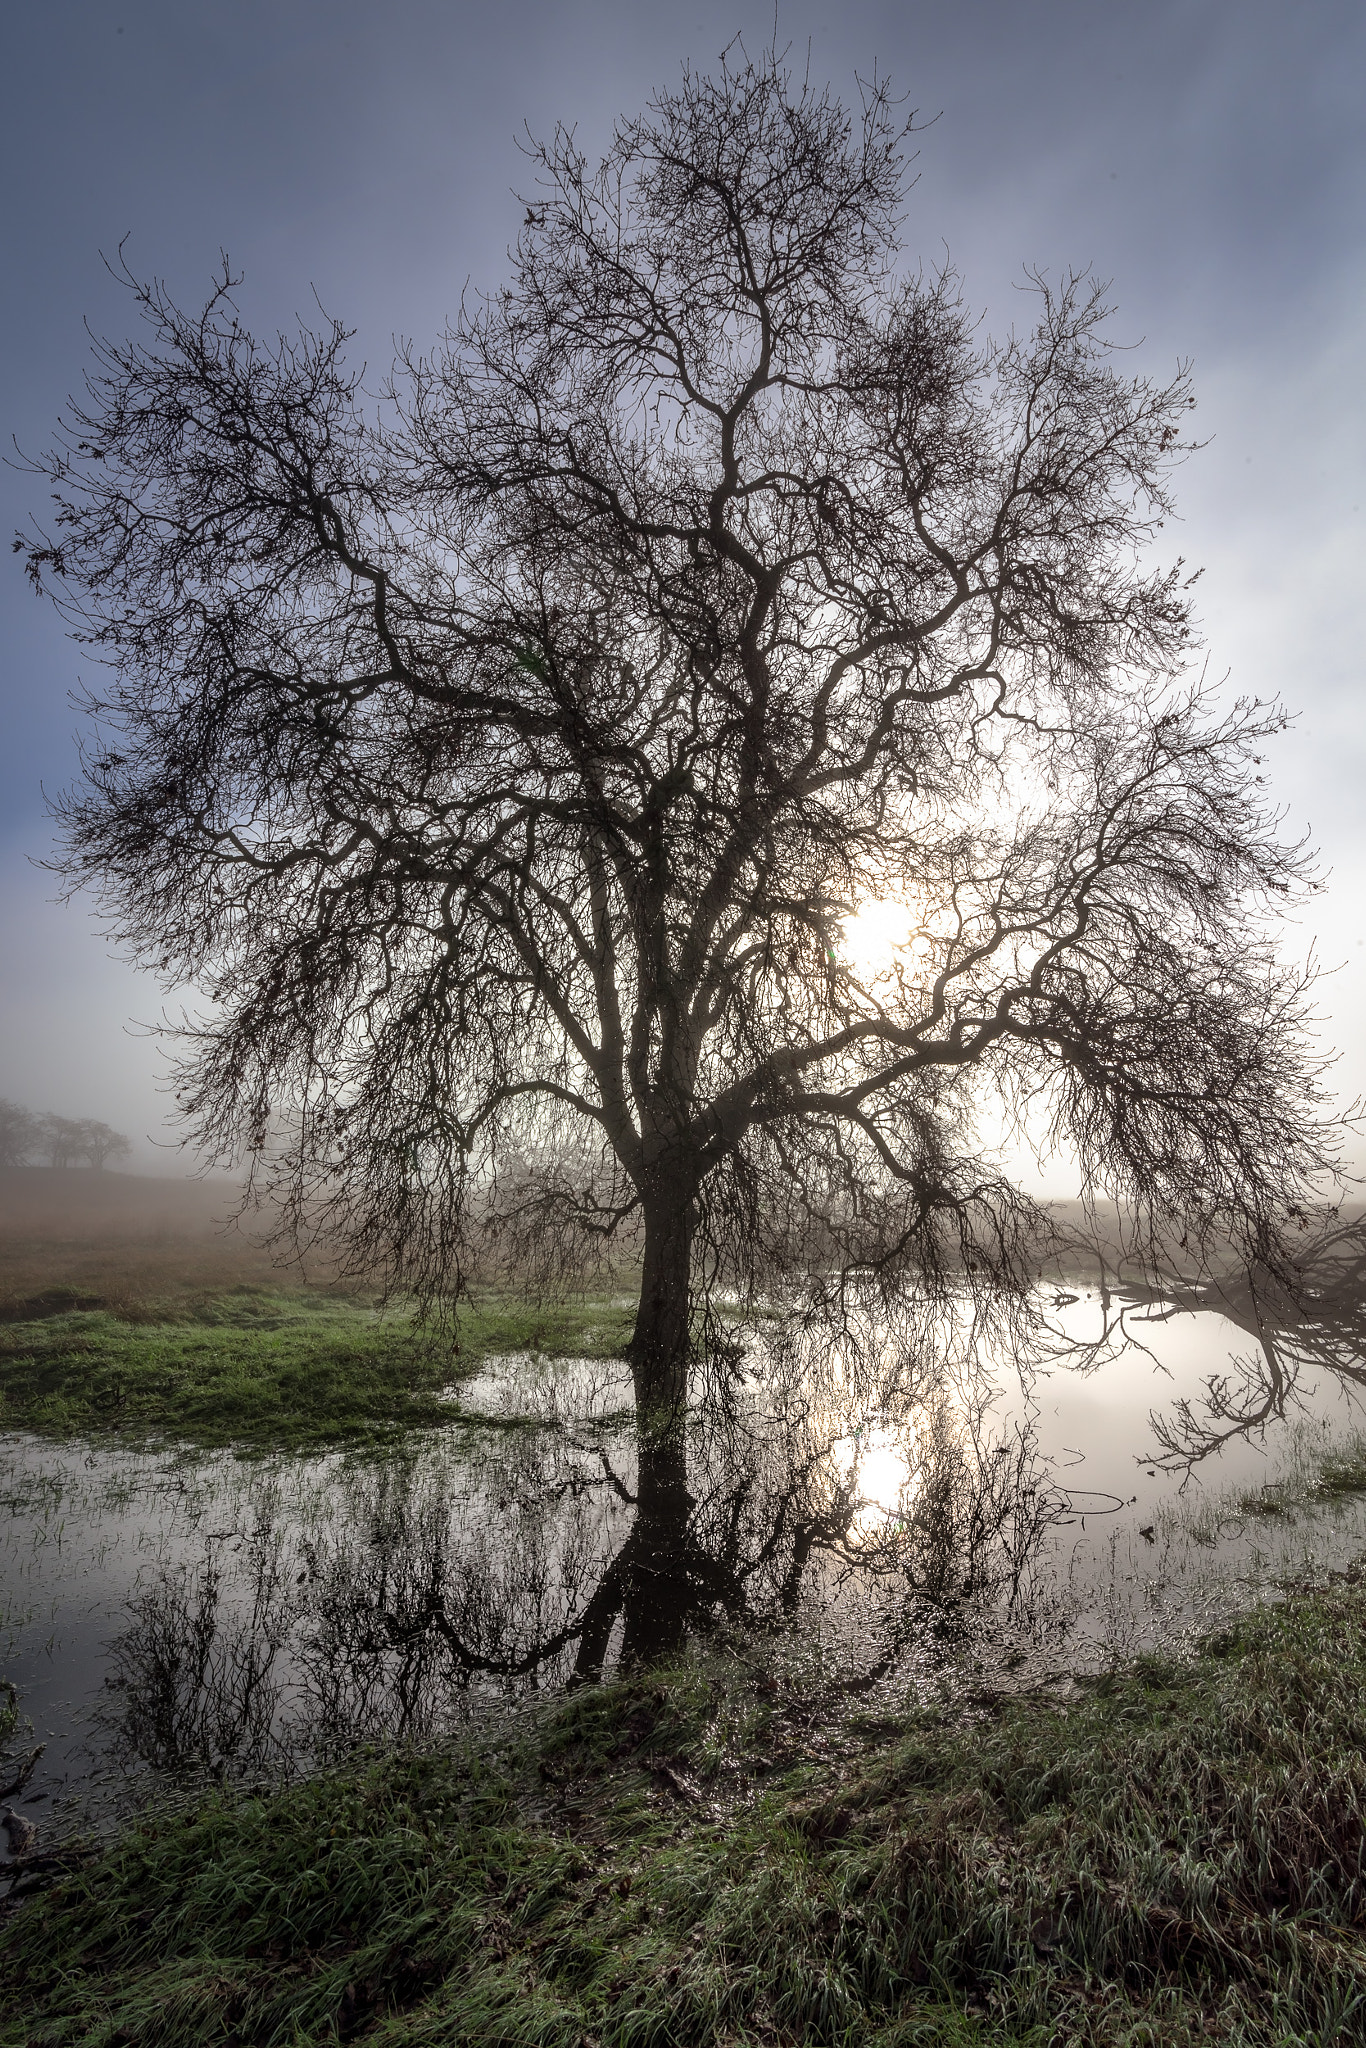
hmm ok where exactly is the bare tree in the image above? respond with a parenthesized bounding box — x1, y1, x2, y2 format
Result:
(17, 52, 1336, 1449)
(38, 1114, 87, 1170)
(90, 1119, 130, 1169)
(74, 1118, 133, 1169)
(21, 1110, 132, 1169)
(0, 1100, 41, 1170)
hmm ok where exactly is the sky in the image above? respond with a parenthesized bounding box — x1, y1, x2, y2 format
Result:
(1, 0, 1362, 1178)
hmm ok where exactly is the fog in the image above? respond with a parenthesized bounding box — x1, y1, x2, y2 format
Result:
(1, 0, 1361, 1182)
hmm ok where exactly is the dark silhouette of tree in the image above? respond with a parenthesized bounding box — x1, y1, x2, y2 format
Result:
(0, 1100, 41, 1169)
(72, 1117, 133, 1170)
(18, 51, 1335, 1450)
(38, 1114, 86, 1170)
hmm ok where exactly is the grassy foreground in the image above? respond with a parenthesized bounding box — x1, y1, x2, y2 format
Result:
(5, 1583, 1366, 2046)
(0, 1290, 635, 1451)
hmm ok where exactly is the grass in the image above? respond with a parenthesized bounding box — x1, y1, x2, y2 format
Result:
(1161, 1424, 1366, 1553)
(4, 1578, 1366, 2045)
(0, 1190, 301, 1322)
(0, 1289, 636, 1452)
(0, 1170, 637, 1450)
(1234, 1432, 1366, 1520)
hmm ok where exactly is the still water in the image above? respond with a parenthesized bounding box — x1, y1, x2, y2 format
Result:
(4, 1289, 1366, 1859)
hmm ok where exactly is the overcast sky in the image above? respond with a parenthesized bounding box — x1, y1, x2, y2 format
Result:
(1, 0, 1361, 1176)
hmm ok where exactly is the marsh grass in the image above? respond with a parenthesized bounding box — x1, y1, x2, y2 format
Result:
(1157, 1424, 1366, 1556)
(0, 1292, 637, 1452)
(4, 1577, 1366, 2044)
(1234, 1435, 1366, 1520)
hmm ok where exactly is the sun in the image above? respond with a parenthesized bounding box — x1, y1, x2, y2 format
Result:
(841, 897, 925, 982)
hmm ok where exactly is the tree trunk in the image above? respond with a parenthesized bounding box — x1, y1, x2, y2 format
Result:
(571, 1432, 695, 1680)
(619, 1431, 693, 1666)
(566, 1177, 699, 1680)
(629, 1181, 696, 1444)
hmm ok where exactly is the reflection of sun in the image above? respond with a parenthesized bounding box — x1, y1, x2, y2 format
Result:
(833, 1423, 919, 1540)
(841, 897, 930, 983)
(854, 1437, 911, 1509)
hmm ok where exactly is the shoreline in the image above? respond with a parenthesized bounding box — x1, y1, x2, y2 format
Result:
(4, 1572, 1366, 2044)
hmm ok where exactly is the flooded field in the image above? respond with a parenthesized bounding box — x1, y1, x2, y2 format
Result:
(5, 1284, 1366, 1865)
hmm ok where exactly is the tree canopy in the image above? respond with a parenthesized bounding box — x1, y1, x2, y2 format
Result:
(19, 51, 1334, 1435)
(0, 1101, 131, 1170)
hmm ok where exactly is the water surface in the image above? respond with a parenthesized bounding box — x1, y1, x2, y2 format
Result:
(4, 1291, 1366, 1861)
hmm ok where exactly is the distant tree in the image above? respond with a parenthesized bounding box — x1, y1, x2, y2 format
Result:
(18, 52, 1336, 1451)
(74, 1118, 133, 1170)
(34, 1112, 132, 1168)
(39, 1114, 87, 1168)
(0, 1099, 41, 1169)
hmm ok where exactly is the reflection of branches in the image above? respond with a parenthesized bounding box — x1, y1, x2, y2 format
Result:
(101, 1375, 1087, 1781)
(1134, 1221, 1366, 1466)
(1045, 1211, 1366, 1468)
(101, 1537, 297, 1777)
(299, 1461, 622, 1737)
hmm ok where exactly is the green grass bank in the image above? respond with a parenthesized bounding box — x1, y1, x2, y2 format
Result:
(0, 1290, 635, 1451)
(5, 1578, 1366, 2045)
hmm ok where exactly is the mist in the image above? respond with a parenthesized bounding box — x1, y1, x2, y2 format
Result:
(3, 0, 1361, 1182)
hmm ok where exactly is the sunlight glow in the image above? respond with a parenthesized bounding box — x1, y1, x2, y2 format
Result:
(832, 1421, 919, 1541)
(841, 897, 931, 984)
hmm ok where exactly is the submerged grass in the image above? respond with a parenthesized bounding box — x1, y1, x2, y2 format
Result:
(1162, 1424, 1366, 1553)
(0, 1290, 636, 1452)
(5, 1578, 1366, 2044)
(1235, 1435, 1366, 1520)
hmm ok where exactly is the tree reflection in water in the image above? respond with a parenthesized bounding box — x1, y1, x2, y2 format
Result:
(97, 1227, 1366, 1785)
(100, 1351, 1084, 1783)
(100, 1528, 298, 1780)
(1065, 1212, 1366, 1467)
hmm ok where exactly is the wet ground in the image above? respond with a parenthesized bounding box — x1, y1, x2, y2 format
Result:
(4, 1288, 1366, 1865)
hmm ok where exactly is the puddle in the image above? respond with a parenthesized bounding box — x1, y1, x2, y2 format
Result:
(4, 1292, 1366, 1861)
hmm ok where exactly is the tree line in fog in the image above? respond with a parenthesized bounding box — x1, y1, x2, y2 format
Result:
(0, 1098, 132, 1170)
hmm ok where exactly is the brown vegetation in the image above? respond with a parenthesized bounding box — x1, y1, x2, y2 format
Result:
(0, 1168, 290, 1319)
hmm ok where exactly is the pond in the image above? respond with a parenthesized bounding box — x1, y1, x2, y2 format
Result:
(4, 1285, 1366, 1867)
